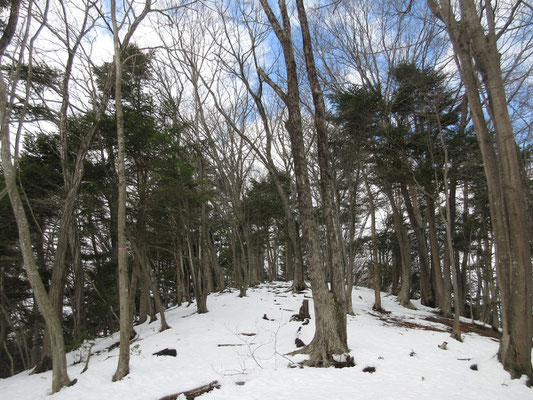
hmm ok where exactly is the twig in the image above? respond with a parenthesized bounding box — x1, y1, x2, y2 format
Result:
(81, 343, 94, 374)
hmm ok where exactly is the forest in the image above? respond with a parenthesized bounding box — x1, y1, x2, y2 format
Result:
(0, 0, 531, 394)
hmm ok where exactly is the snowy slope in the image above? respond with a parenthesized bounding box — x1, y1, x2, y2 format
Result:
(0, 283, 530, 400)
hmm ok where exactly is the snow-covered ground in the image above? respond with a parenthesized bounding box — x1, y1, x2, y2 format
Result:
(1, 283, 530, 399)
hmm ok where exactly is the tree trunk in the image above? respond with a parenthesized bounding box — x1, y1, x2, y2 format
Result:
(439, 129, 462, 341)
(442, 239, 453, 316)
(426, 193, 448, 314)
(296, 0, 347, 326)
(402, 184, 433, 307)
(230, 233, 247, 297)
(71, 221, 85, 340)
(137, 256, 150, 324)
(208, 231, 225, 292)
(285, 238, 293, 283)
(261, 0, 348, 366)
(366, 179, 382, 311)
(344, 185, 357, 315)
(259, 0, 349, 364)
(132, 242, 170, 330)
(111, 0, 130, 381)
(428, 0, 532, 379)
(384, 186, 415, 309)
(1, 75, 72, 393)
(198, 209, 210, 313)
(128, 258, 140, 324)
(290, 222, 306, 292)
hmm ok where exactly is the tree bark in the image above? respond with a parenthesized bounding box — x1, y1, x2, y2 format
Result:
(259, 0, 349, 364)
(0, 0, 22, 56)
(208, 231, 225, 292)
(111, 0, 130, 381)
(71, 221, 86, 340)
(1, 76, 73, 393)
(428, 0, 532, 379)
(402, 184, 433, 307)
(366, 178, 382, 310)
(426, 193, 448, 314)
(384, 186, 415, 309)
(131, 242, 170, 330)
(295, 0, 347, 339)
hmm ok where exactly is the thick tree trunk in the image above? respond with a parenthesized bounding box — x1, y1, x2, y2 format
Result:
(259, 0, 349, 364)
(40, 5, 115, 368)
(1, 76, 72, 393)
(428, 0, 532, 379)
(295, 0, 348, 356)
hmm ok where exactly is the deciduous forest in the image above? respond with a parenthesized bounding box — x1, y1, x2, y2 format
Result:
(0, 0, 531, 395)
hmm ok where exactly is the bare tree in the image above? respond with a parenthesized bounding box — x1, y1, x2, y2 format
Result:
(198, 2, 307, 291)
(316, 0, 446, 309)
(0, 0, 74, 393)
(109, 0, 152, 382)
(258, 0, 349, 365)
(428, 0, 532, 379)
(157, 4, 259, 298)
(33, 0, 101, 372)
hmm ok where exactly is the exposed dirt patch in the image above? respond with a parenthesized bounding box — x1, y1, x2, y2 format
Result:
(424, 314, 501, 340)
(372, 308, 391, 315)
(370, 313, 448, 333)
(369, 310, 501, 341)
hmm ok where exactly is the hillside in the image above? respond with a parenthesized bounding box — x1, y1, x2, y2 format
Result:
(0, 283, 530, 400)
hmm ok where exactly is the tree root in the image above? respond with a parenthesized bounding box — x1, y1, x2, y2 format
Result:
(288, 341, 354, 368)
(400, 300, 417, 310)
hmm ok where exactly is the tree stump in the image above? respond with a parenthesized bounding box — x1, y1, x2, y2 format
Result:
(153, 348, 177, 357)
(291, 300, 310, 321)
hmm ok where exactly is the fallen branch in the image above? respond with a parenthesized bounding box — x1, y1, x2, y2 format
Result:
(159, 380, 221, 400)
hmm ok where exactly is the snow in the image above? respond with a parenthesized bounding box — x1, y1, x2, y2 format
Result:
(1, 283, 530, 399)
